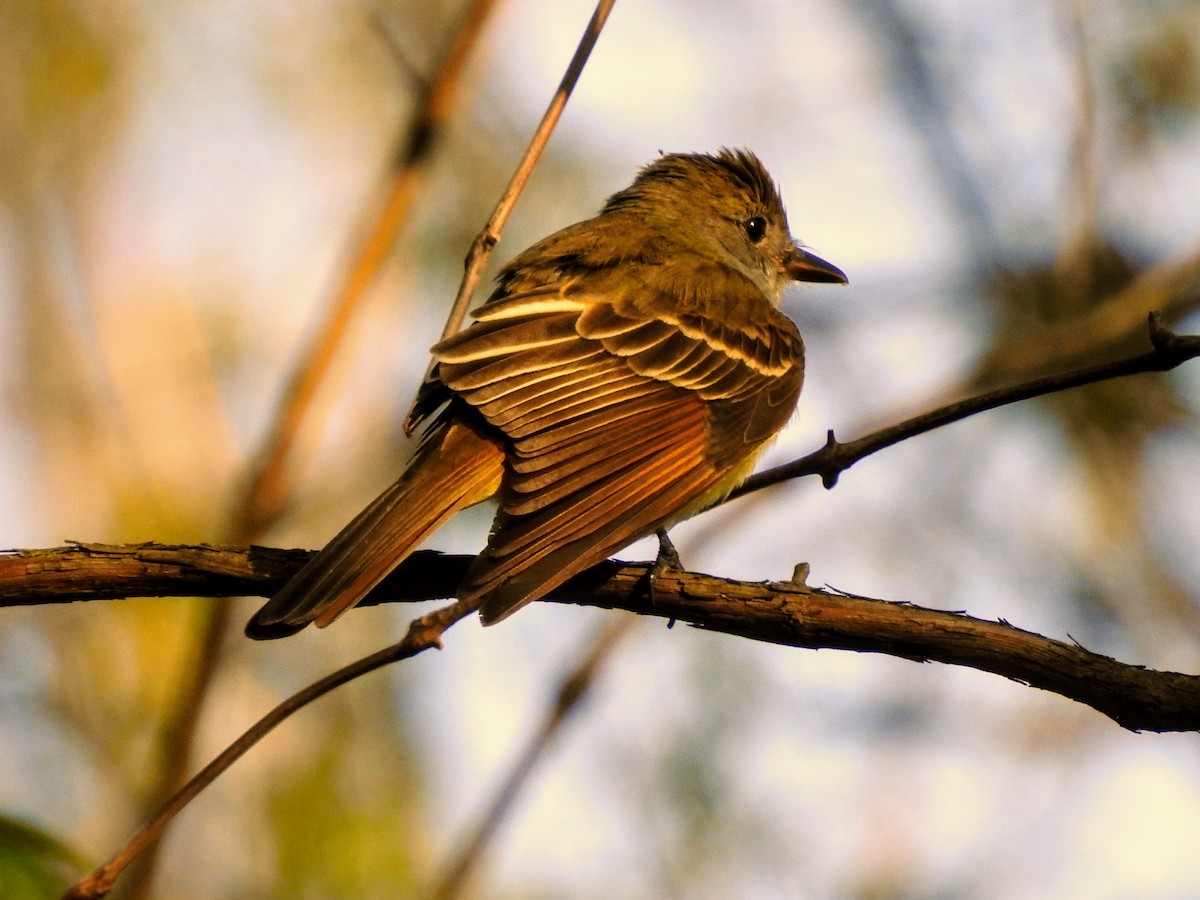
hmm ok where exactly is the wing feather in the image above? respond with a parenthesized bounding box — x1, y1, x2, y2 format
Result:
(469, 286, 585, 321)
(458, 348, 608, 405)
(477, 369, 644, 428)
(509, 391, 684, 455)
(467, 464, 722, 624)
(509, 398, 691, 472)
(499, 379, 660, 438)
(443, 340, 600, 391)
(591, 319, 679, 354)
(435, 312, 580, 364)
(574, 301, 644, 337)
(505, 403, 706, 511)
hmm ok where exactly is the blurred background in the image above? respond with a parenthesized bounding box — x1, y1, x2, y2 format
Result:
(3, 0, 1200, 897)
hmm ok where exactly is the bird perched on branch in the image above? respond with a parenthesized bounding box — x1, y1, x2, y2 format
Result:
(247, 149, 845, 638)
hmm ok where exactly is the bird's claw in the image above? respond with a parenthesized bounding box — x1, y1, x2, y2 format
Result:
(644, 529, 684, 607)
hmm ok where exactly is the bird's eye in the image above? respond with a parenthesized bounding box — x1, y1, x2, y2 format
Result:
(744, 216, 767, 243)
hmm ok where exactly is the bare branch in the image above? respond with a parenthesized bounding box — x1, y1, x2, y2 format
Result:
(577, 566, 1200, 734)
(5, 543, 1199, 734)
(405, 0, 619, 432)
(8, 306, 1198, 896)
(734, 312, 1200, 494)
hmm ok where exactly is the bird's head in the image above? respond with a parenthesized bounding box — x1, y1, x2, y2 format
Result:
(604, 148, 847, 303)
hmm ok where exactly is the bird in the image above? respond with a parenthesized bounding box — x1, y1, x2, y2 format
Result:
(246, 148, 845, 638)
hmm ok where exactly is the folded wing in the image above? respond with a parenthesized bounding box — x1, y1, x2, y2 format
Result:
(433, 270, 804, 624)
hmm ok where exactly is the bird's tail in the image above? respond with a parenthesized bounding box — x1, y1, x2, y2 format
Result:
(245, 417, 504, 639)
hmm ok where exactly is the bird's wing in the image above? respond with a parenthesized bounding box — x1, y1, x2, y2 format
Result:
(433, 269, 804, 623)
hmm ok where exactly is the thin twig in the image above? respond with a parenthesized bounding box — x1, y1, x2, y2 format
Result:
(733, 311, 1200, 495)
(430, 615, 638, 899)
(122, 600, 228, 900)
(405, 0, 619, 432)
(61, 599, 477, 900)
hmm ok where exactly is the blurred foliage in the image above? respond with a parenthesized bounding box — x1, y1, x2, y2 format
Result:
(21, 5, 112, 125)
(0, 814, 90, 900)
(265, 705, 427, 899)
(1114, 11, 1200, 148)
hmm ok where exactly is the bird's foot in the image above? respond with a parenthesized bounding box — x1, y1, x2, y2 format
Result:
(644, 528, 684, 609)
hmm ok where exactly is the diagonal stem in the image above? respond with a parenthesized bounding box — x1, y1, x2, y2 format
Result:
(61, 600, 477, 900)
(406, 0, 619, 432)
(733, 312, 1200, 495)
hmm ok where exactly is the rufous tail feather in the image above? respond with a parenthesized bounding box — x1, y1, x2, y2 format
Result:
(245, 417, 503, 639)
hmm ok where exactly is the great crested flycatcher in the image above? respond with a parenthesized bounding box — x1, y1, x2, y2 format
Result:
(246, 149, 845, 638)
